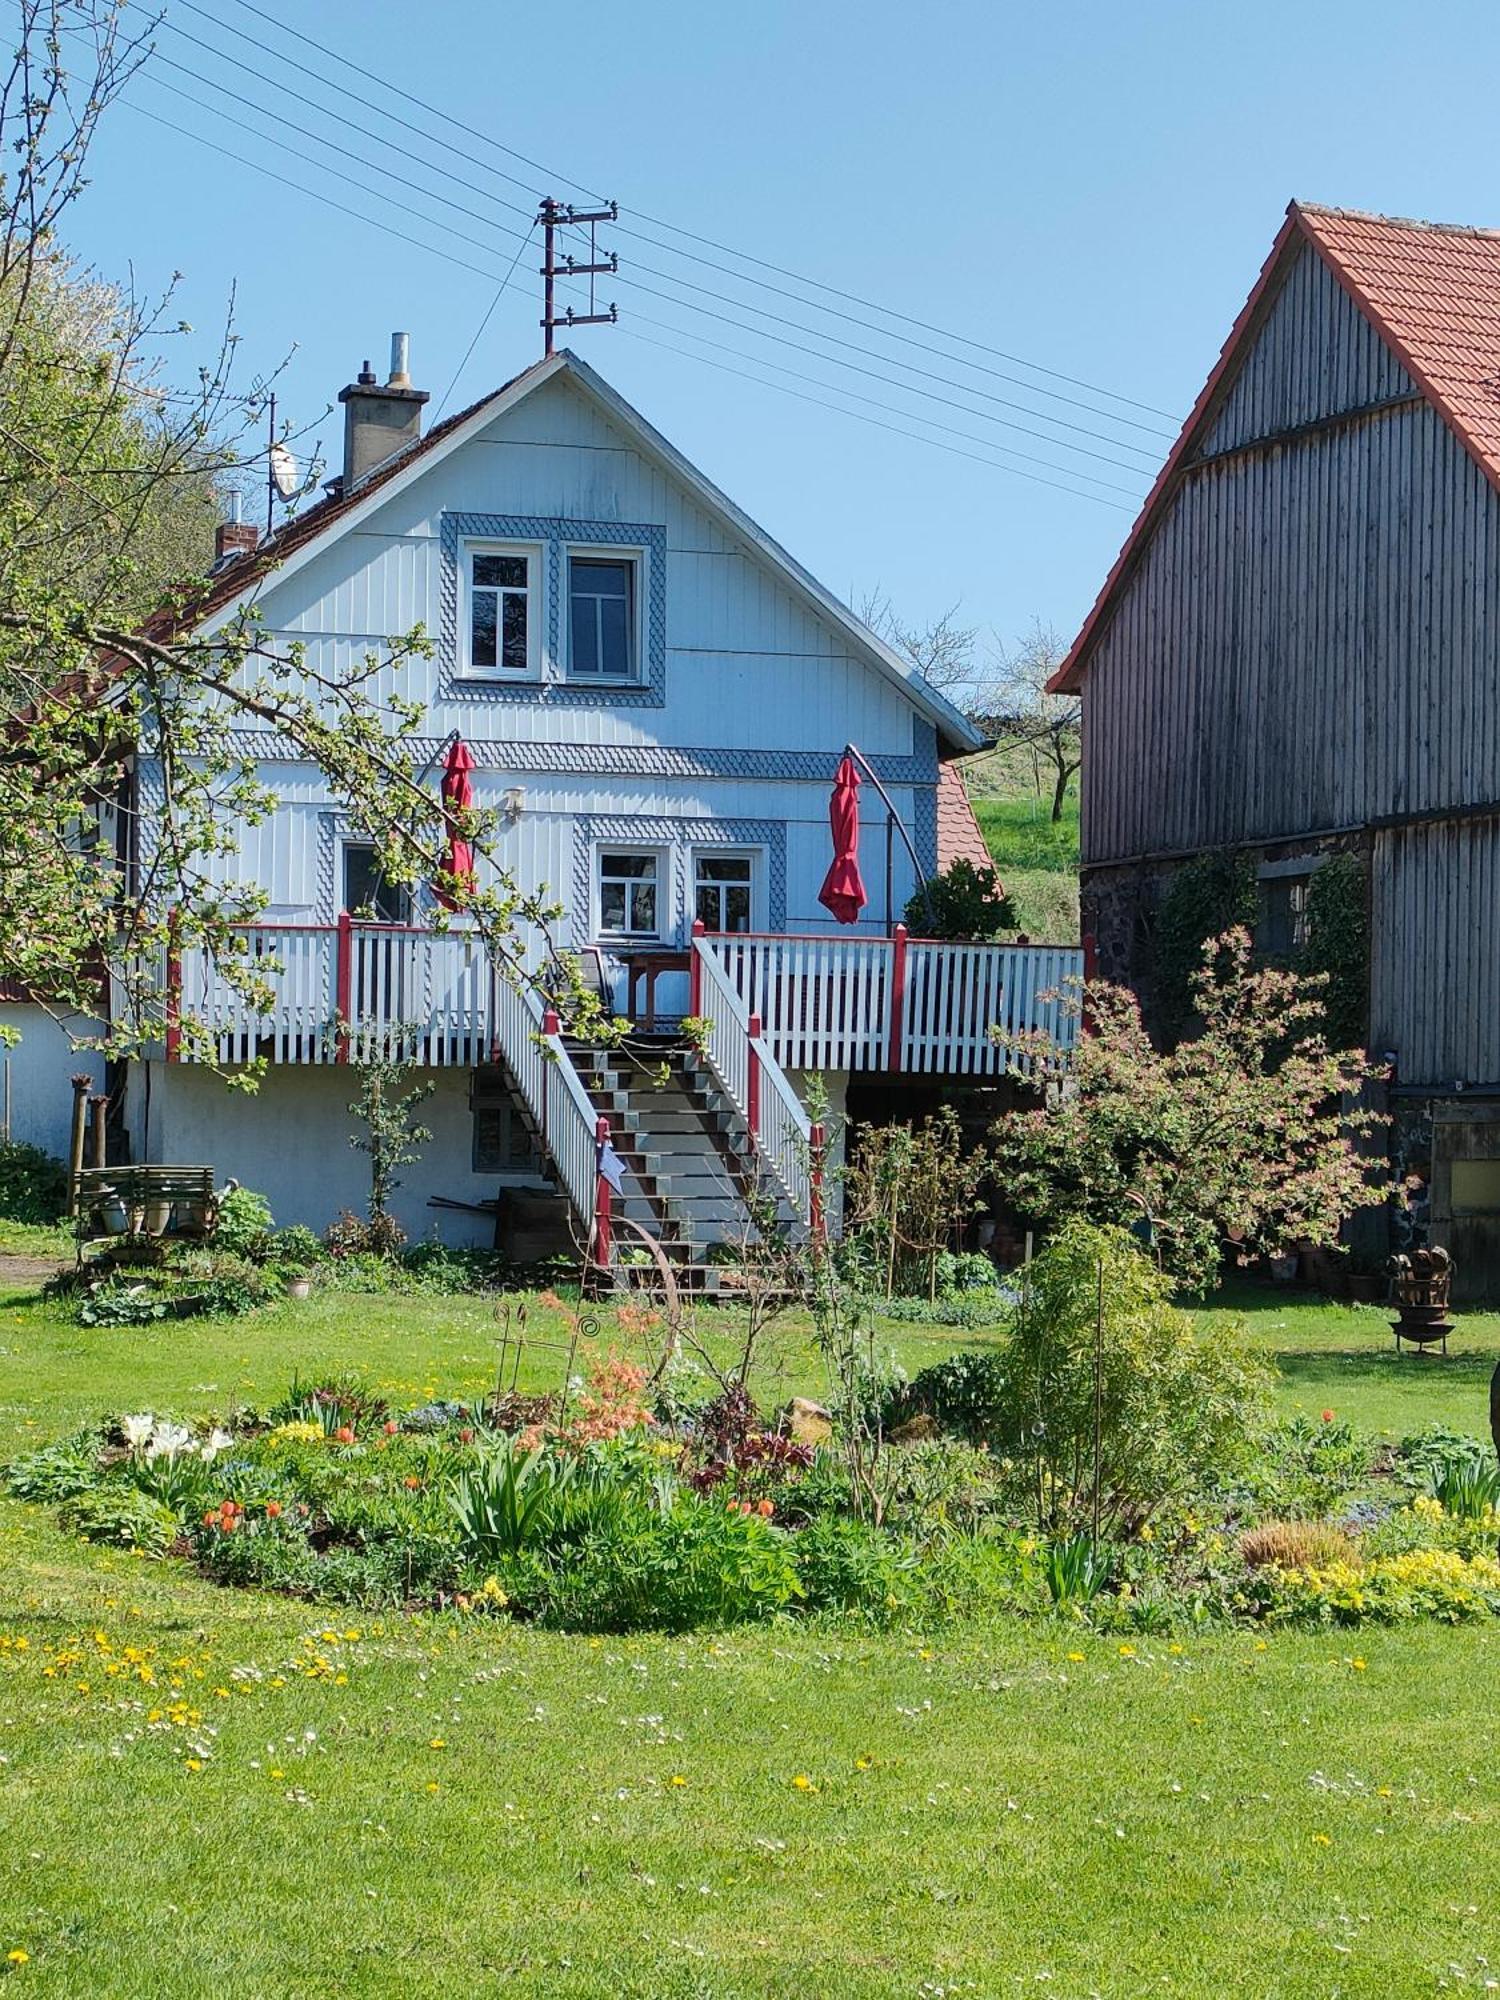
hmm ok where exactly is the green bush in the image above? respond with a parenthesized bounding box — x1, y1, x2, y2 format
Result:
(791, 1514, 923, 1620)
(998, 1220, 1270, 1535)
(891, 1349, 1010, 1443)
(904, 857, 1018, 940)
(4, 1428, 103, 1502)
(535, 1500, 801, 1633)
(213, 1185, 274, 1259)
(0, 1140, 68, 1223)
(77, 1282, 169, 1328)
(60, 1486, 177, 1554)
(269, 1225, 326, 1272)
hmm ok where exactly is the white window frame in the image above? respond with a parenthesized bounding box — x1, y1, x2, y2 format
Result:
(563, 542, 647, 686)
(691, 845, 761, 936)
(460, 538, 543, 680)
(594, 843, 669, 944)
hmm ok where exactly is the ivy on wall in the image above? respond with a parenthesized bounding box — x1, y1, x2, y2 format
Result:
(1302, 852, 1369, 1050)
(1152, 849, 1258, 1041)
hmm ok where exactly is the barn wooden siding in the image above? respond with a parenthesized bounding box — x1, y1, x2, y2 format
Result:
(1370, 817, 1500, 1087)
(1081, 242, 1500, 865)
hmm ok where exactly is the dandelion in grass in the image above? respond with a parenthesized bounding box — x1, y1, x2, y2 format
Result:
(791, 1774, 817, 1792)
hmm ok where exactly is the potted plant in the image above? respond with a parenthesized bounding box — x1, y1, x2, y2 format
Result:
(268, 1223, 325, 1300)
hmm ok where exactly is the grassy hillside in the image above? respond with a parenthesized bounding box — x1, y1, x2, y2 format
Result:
(961, 742, 1080, 941)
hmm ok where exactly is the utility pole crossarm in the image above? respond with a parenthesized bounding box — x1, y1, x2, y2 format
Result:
(539, 197, 621, 356)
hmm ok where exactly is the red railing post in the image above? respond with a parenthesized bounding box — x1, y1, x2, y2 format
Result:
(594, 1112, 613, 1267)
(887, 922, 908, 1074)
(746, 1011, 762, 1140)
(335, 909, 353, 1063)
(164, 906, 182, 1063)
(689, 916, 705, 1017)
(809, 1119, 826, 1241)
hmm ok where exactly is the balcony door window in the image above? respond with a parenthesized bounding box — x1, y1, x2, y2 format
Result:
(343, 843, 409, 923)
(694, 853, 754, 934)
(597, 850, 662, 941)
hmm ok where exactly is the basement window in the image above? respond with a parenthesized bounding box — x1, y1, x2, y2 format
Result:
(471, 1071, 541, 1174)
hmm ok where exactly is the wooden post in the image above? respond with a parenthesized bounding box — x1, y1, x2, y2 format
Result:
(1081, 929, 1098, 1038)
(809, 1119, 826, 1242)
(88, 1094, 107, 1169)
(593, 1113, 613, 1268)
(335, 910, 353, 1063)
(689, 916, 705, 1017)
(887, 923, 908, 1074)
(164, 906, 182, 1063)
(747, 1011, 762, 1140)
(66, 1073, 91, 1218)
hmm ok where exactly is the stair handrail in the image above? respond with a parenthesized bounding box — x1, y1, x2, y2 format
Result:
(691, 928, 812, 1223)
(488, 968, 600, 1231)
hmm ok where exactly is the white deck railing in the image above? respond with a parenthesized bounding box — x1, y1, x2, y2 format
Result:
(693, 935, 813, 1223)
(698, 926, 1082, 1077)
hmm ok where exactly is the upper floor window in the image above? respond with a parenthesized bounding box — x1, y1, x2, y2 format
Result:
(569, 555, 636, 681)
(342, 841, 409, 923)
(466, 545, 537, 676)
(598, 849, 661, 940)
(695, 853, 754, 934)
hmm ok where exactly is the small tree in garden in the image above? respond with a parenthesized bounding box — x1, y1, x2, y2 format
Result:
(347, 1038, 434, 1250)
(991, 928, 1391, 1292)
(842, 1107, 990, 1299)
(904, 858, 1018, 941)
(1002, 1220, 1270, 1537)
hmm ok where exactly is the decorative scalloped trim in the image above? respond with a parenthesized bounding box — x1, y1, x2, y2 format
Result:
(571, 815, 786, 947)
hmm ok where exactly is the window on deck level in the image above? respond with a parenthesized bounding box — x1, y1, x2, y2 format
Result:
(569, 556, 635, 680)
(468, 549, 531, 674)
(342, 842, 410, 923)
(598, 850, 660, 940)
(694, 854, 753, 934)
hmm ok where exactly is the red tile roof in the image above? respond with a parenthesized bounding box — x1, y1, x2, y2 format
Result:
(935, 761, 996, 876)
(1052, 201, 1500, 692)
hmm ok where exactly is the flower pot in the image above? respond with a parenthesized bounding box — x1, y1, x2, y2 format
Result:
(142, 1200, 174, 1237)
(94, 1195, 129, 1236)
(284, 1275, 313, 1301)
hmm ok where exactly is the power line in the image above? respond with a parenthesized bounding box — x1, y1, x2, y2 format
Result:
(128, 50, 1160, 478)
(175, 0, 1178, 430)
(435, 223, 537, 422)
(115, 97, 1141, 511)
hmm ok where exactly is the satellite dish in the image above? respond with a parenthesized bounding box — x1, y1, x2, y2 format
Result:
(269, 441, 300, 501)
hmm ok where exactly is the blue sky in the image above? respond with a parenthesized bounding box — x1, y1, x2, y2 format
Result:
(63, 0, 1500, 659)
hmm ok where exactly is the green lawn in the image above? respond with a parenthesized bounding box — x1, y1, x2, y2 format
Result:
(960, 744, 1081, 940)
(2, 1279, 1499, 1995)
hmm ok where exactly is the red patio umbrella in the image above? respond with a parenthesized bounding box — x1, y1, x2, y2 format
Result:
(817, 753, 868, 925)
(434, 737, 476, 909)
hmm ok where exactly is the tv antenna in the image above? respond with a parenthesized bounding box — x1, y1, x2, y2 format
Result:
(538, 195, 619, 357)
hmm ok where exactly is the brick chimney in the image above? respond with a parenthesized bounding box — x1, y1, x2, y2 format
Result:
(214, 495, 259, 565)
(338, 332, 429, 492)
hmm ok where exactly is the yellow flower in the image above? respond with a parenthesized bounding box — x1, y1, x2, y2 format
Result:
(7, 1950, 29, 1965)
(428, 1738, 446, 1750)
(1117, 1645, 1136, 1659)
(1351, 1657, 1367, 1671)
(791, 1774, 816, 1791)
(1312, 1832, 1331, 1847)
(854, 1757, 873, 1771)
(669, 1774, 688, 1788)
(184, 1758, 202, 1774)
(426, 1781, 440, 1795)
(269, 1768, 284, 1780)
(1066, 1650, 1086, 1663)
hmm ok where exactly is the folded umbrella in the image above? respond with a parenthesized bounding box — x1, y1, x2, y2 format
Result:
(817, 753, 868, 925)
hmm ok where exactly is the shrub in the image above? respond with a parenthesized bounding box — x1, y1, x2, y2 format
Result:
(874, 1439, 1003, 1533)
(1254, 1547, 1500, 1626)
(213, 1185, 274, 1259)
(1240, 1519, 1357, 1571)
(4, 1429, 103, 1502)
(791, 1514, 923, 1620)
(77, 1282, 169, 1327)
(269, 1225, 326, 1272)
(904, 857, 1018, 941)
(998, 1220, 1270, 1535)
(60, 1487, 177, 1554)
(536, 1498, 802, 1633)
(891, 1349, 1009, 1443)
(324, 1208, 405, 1259)
(0, 1140, 68, 1223)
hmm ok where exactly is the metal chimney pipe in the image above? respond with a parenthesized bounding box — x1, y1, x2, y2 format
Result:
(388, 331, 411, 387)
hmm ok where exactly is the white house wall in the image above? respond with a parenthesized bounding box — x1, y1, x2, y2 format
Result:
(183, 368, 939, 943)
(0, 1005, 104, 1161)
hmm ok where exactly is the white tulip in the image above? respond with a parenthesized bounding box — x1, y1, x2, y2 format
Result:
(121, 1413, 154, 1450)
(201, 1428, 233, 1462)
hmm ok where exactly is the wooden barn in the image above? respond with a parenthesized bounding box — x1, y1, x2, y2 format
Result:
(1052, 202, 1500, 1298)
